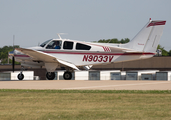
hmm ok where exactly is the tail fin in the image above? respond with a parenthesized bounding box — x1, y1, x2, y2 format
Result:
(124, 19, 166, 53)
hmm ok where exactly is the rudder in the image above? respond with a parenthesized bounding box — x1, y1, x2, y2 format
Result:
(143, 20, 166, 53)
(124, 19, 166, 53)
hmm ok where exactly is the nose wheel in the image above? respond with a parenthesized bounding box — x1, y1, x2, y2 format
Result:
(63, 71, 72, 80)
(17, 66, 25, 80)
(46, 72, 55, 80)
(17, 73, 24, 80)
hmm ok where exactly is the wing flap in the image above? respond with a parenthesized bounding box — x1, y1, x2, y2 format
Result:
(57, 59, 79, 70)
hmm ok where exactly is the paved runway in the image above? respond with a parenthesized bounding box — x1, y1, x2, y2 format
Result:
(0, 80, 171, 90)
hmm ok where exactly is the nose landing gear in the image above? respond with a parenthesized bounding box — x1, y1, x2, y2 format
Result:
(17, 72, 24, 80)
(17, 67, 25, 80)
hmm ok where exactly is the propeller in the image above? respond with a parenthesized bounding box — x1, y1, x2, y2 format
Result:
(12, 35, 15, 72)
(12, 56, 15, 72)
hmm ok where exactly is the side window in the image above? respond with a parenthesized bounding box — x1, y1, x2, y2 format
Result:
(63, 41, 73, 49)
(76, 43, 91, 50)
(46, 40, 62, 49)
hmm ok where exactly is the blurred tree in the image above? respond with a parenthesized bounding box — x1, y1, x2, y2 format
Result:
(0, 45, 20, 64)
(98, 38, 130, 43)
(157, 45, 168, 56)
(97, 39, 171, 56)
(168, 50, 171, 56)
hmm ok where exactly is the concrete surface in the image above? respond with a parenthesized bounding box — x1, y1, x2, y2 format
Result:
(0, 80, 171, 90)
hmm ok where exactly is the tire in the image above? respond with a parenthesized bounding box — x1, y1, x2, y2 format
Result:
(17, 73, 24, 80)
(46, 72, 55, 80)
(63, 71, 72, 80)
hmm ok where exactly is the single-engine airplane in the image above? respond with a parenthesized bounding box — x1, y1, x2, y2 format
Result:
(9, 19, 166, 80)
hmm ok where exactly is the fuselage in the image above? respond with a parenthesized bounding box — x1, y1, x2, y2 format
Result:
(10, 39, 155, 68)
(8, 19, 166, 80)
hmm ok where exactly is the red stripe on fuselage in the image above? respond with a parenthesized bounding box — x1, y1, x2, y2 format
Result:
(13, 51, 155, 58)
(42, 51, 155, 56)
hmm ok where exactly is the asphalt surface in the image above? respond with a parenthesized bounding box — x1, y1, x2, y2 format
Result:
(0, 80, 170, 90)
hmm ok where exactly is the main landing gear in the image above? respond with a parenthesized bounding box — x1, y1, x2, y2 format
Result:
(63, 71, 72, 80)
(46, 72, 55, 80)
(46, 71, 72, 80)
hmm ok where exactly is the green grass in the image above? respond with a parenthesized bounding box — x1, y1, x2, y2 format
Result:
(0, 89, 171, 120)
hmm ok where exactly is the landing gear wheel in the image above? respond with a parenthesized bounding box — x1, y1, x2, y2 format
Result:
(18, 73, 24, 80)
(63, 71, 72, 80)
(46, 72, 55, 80)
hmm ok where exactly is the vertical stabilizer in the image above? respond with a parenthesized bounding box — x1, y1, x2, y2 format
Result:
(124, 19, 166, 53)
(143, 20, 166, 53)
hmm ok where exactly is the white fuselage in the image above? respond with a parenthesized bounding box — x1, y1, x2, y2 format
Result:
(8, 19, 166, 80)
(13, 39, 154, 68)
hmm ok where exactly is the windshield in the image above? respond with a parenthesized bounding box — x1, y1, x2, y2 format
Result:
(46, 40, 62, 49)
(40, 40, 51, 47)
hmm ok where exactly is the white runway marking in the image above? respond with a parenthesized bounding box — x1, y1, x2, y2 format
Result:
(61, 81, 169, 90)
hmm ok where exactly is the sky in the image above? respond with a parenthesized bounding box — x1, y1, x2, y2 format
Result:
(0, 0, 171, 50)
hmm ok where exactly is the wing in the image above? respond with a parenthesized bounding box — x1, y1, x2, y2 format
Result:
(15, 48, 79, 70)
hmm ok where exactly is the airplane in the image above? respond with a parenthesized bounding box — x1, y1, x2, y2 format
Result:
(9, 18, 166, 80)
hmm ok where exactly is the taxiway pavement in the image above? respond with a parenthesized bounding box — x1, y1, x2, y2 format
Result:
(0, 80, 170, 90)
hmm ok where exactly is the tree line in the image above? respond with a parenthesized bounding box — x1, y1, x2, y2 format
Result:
(0, 38, 170, 64)
(97, 38, 130, 44)
(0, 45, 19, 64)
(97, 38, 171, 56)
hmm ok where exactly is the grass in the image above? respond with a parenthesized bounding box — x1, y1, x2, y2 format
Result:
(0, 89, 171, 120)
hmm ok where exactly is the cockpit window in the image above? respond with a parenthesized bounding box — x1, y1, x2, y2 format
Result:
(40, 40, 51, 47)
(46, 40, 62, 49)
(76, 43, 91, 50)
(63, 41, 73, 49)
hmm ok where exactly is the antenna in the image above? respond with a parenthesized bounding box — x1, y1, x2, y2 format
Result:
(57, 33, 67, 39)
(57, 33, 62, 39)
(107, 39, 112, 43)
